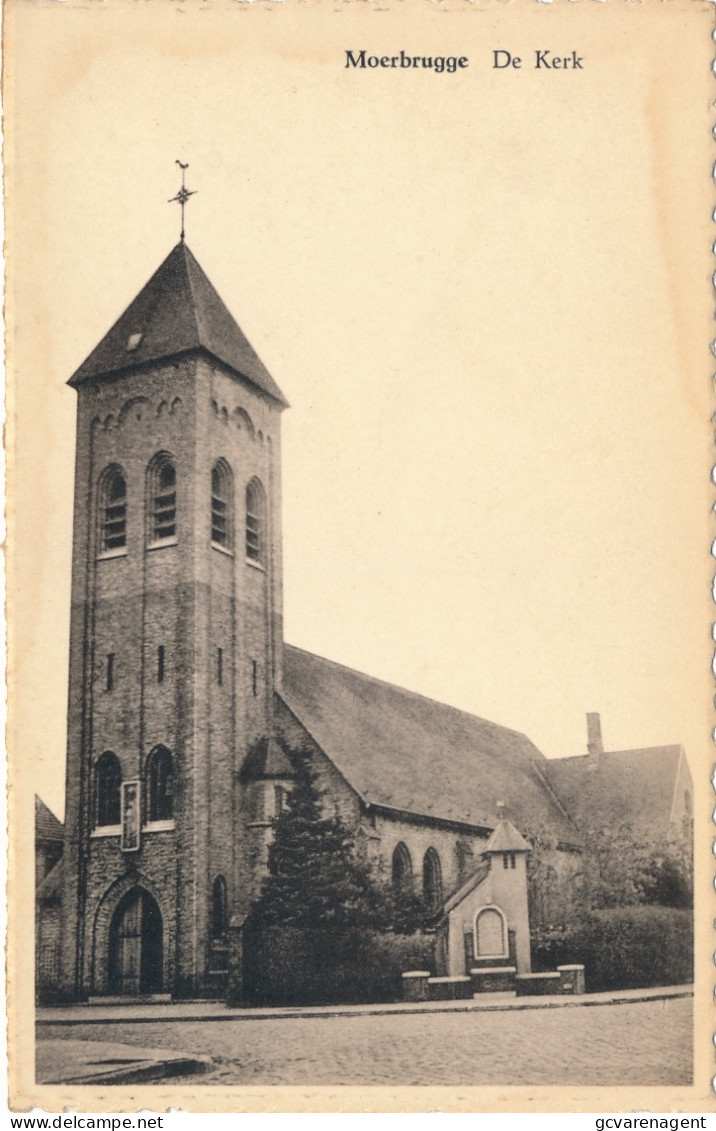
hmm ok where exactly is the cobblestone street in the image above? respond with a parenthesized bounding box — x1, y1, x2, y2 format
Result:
(39, 997, 691, 1087)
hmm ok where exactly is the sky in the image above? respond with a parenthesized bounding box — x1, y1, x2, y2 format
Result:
(6, 0, 713, 821)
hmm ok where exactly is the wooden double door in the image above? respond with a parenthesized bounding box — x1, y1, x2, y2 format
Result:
(108, 888, 164, 996)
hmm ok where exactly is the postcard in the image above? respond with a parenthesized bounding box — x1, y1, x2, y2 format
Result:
(5, 0, 714, 1113)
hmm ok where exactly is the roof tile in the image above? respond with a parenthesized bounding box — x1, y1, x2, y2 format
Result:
(280, 645, 579, 842)
(545, 746, 685, 835)
(69, 243, 287, 405)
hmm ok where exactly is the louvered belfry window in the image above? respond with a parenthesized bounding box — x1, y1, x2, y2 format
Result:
(245, 479, 265, 564)
(100, 466, 127, 552)
(211, 462, 231, 547)
(150, 455, 176, 541)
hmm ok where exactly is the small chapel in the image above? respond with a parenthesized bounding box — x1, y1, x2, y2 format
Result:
(36, 230, 692, 1003)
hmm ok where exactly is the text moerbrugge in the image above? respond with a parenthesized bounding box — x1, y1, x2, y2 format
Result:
(345, 50, 469, 73)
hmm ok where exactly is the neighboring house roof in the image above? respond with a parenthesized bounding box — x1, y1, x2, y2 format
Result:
(37, 858, 63, 902)
(484, 818, 531, 854)
(545, 745, 685, 837)
(280, 645, 579, 844)
(35, 796, 63, 844)
(68, 242, 288, 406)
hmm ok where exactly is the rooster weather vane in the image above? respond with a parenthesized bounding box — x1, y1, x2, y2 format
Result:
(168, 160, 196, 243)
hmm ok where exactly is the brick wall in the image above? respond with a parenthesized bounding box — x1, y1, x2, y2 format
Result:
(61, 354, 285, 999)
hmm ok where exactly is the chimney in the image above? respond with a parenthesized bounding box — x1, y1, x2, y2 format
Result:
(586, 712, 604, 759)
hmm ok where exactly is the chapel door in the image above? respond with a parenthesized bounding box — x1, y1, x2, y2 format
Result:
(109, 889, 163, 995)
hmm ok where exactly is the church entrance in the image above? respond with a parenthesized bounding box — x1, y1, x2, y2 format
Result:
(108, 888, 163, 995)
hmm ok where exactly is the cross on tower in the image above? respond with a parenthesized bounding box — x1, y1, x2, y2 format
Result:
(168, 160, 196, 243)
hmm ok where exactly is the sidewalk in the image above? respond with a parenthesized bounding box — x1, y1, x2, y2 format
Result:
(36, 1039, 213, 1086)
(37, 983, 692, 1026)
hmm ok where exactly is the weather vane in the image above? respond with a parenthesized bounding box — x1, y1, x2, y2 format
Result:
(168, 160, 196, 243)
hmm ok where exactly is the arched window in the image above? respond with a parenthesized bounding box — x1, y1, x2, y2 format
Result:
(95, 751, 122, 827)
(146, 745, 174, 822)
(148, 454, 177, 542)
(392, 842, 413, 895)
(211, 876, 228, 939)
(99, 466, 127, 552)
(474, 906, 508, 959)
(422, 847, 443, 912)
(211, 461, 233, 548)
(245, 479, 266, 564)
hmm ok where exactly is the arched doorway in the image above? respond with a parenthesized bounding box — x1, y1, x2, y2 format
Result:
(108, 888, 163, 995)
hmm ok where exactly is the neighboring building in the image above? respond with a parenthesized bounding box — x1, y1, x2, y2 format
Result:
(35, 798, 64, 1001)
(36, 797, 63, 888)
(38, 239, 691, 1002)
(545, 713, 693, 842)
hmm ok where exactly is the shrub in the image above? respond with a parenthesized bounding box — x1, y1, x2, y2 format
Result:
(532, 906, 692, 992)
(530, 924, 574, 973)
(243, 925, 434, 1006)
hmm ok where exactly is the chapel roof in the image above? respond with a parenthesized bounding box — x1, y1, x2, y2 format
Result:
(279, 645, 579, 844)
(545, 745, 686, 836)
(442, 858, 491, 916)
(483, 818, 531, 854)
(68, 242, 288, 406)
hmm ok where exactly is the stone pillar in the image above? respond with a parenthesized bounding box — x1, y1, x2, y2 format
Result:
(557, 964, 586, 995)
(401, 970, 431, 1002)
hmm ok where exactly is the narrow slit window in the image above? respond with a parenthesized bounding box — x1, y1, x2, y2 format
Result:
(217, 647, 223, 686)
(252, 660, 258, 697)
(106, 653, 115, 692)
(211, 876, 228, 939)
(157, 646, 165, 684)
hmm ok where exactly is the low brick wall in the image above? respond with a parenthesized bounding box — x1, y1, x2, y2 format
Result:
(557, 964, 585, 995)
(427, 975, 473, 1001)
(401, 970, 432, 1002)
(470, 966, 516, 993)
(515, 972, 561, 996)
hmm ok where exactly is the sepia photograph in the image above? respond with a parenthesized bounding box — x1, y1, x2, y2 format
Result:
(5, 0, 713, 1113)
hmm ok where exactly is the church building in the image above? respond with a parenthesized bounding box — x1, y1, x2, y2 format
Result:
(44, 236, 690, 1002)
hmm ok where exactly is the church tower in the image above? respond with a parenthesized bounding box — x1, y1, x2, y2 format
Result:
(59, 239, 288, 999)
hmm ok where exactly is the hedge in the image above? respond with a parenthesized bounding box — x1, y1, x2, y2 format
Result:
(243, 926, 435, 1006)
(531, 906, 692, 992)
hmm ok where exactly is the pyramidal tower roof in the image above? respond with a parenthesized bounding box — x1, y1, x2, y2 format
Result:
(483, 818, 531, 854)
(69, 241, 288, 406)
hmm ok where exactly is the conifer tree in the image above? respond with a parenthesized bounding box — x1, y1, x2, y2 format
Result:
(251, 750, 387, 931)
